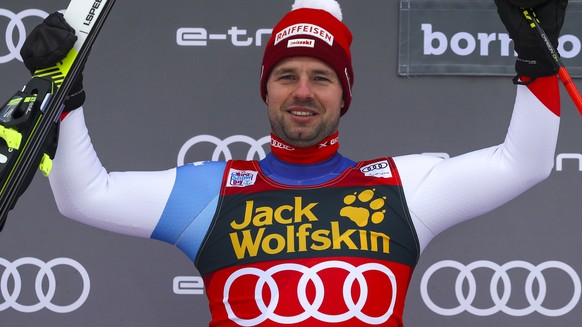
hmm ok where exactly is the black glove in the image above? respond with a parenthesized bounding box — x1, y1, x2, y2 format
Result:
(495, 0, 568, 78)
(20, 12, 85, 112)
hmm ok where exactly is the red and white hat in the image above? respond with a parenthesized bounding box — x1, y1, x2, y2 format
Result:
(260, 0, 354, 115)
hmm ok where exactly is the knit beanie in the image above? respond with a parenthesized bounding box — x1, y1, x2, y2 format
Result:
(260, 0, 354, 115)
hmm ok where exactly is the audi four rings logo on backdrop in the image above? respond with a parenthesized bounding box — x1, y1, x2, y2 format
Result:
(0, 9, 60, 64)
(0, 257, 90, 313)
(178, 135, 270, 165)
(420, 260, 581, 317)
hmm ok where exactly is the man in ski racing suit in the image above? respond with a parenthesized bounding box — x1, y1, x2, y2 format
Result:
(22, 0, 567, 326)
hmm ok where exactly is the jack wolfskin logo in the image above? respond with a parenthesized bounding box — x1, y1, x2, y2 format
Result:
(340, 189, 387, 227)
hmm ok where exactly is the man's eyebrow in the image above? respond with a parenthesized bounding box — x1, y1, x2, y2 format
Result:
(271, 67, 297, 75)
(272, 66, 335, 76)
(311, 68, 335, 76)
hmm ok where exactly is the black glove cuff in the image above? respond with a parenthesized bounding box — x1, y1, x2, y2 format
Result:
(63, 74, 85, 112)
(515, 46, 558, 77)
(64, 89, 85, 112)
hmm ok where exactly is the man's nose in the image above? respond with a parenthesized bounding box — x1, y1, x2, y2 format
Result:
(292, 78, 314, 100)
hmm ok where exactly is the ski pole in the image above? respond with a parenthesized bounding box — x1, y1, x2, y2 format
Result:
(522, 7, 582, 116)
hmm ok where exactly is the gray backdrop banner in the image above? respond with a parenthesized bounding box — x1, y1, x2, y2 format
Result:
(399, 0, 582, 76)
(2, 0, 582, 326)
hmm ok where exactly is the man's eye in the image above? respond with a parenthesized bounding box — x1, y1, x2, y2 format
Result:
(314, 76, 331, 82)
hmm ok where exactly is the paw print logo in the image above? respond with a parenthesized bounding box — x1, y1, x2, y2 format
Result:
(340, 189, 386, 227)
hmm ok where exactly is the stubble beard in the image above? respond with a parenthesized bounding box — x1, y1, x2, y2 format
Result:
(269, 113, 339, 148)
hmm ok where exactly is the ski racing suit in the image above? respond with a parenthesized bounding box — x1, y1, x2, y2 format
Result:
(48, 77, 560, 326)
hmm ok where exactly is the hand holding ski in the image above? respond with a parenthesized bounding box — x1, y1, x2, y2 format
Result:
(0, 0, 116, 231)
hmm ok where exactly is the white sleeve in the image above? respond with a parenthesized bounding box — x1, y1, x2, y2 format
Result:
(394, 84, 560, 252)
(48, 108, 176, 238)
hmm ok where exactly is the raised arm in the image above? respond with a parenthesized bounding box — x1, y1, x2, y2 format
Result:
(395, 0, 567, 251)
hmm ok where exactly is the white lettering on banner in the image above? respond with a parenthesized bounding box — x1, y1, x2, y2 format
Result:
(421, 23, 581, 59)
(0, 257, 90, 313)
(420, 260, 581, 317)
(177, 27, 272, 47)
(556, 153, 582, 171)
(560, 35, 582, 58)
(173, 276, 205, 295)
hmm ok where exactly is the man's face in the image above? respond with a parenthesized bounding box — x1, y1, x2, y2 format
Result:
(266, 57, 344, 148)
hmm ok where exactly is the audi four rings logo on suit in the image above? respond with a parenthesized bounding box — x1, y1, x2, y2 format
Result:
(0, 257, 90, 313)
(223, 261, 397, 326)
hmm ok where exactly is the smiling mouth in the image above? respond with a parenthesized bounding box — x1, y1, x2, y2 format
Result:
(290, 110, 315, 117)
